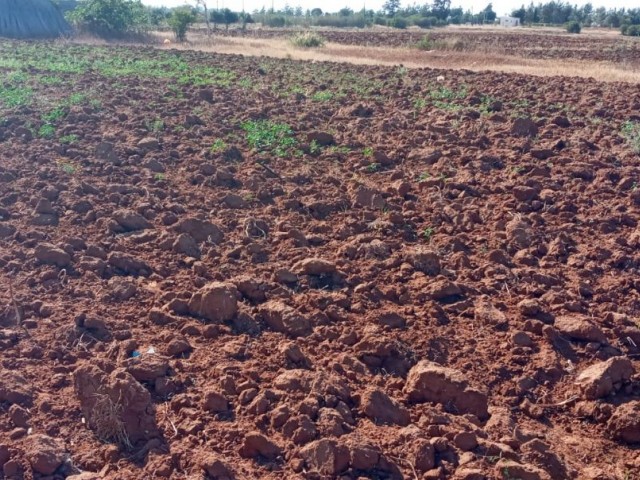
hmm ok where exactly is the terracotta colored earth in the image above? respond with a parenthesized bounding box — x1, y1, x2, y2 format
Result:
(0, 39, 640, 479)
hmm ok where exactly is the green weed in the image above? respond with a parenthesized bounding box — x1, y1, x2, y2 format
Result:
(622, 121, 640, 153)
(312, 91, 333, 102)
(210, 139, 227, 153)
(242, 119, 297, 157)
(38, 124, 55, 138)
(421, 226, 435, 241)
(59, 134, 78, 144)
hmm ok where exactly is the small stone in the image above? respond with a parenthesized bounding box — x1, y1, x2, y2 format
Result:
(299, 439, 350, 476)
(293, 258, 337, 275)
(188, 282, 238, 323)
(554, 316, 606, 343)
(25, 434, 66, 475)
(607, 401, 640, 443)
(454, 431, 478, 451)
(203, 389, 230, 413)
(511, 331, 534, 347)
(137, 137, 160, 151)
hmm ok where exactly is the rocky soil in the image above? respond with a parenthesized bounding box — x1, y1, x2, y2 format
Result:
(0, 40, 640, 479)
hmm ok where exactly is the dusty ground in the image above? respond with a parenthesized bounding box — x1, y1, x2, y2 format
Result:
(1, 38, 640, 480)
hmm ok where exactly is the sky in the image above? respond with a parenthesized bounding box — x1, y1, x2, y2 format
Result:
(142, 0, 638, 17)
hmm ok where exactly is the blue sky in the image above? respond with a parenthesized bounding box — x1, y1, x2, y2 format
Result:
(142, 0, 636, 17)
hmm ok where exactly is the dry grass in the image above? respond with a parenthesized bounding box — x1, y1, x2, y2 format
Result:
(154, 33, 640, 84)
(91, 393, 131, 449)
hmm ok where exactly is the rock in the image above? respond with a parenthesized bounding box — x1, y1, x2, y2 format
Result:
(96, 141, 119, 162)
(203, 389, 230, 413)
(234, 276, 267, 302)
(74, 364, 159, 445)
(307, 131, 335, 147)
(554, 316, 606, 343)
(475, 302, 508, 327)
(299, 439, 350, 476)
(0, 371, 33, 405)
(414, 440, 435, 472)
(124, 355, 169, 382)
(200, 453, 234, 479)
(274, 268, 298, 284)
(454, 431, 478, 451)
(112, 209, 152, 232)
(349, 443, 379, 470)
(362, 388, 410, 426)
(173, 233, 201, 258)
(259, 301, 312, 337)
(511, 118, 539, 137)
(511, 331, 534, 347)
(175, 217, 223, 243)
(108, 251, 151, 276)
(576, 357, 634, 400)
(454, 468, 486, 480)
(25, 434, 66, 475)
(530, 149, 554, 160)
(222, 194, 248, 209)
(35, 243, 71, 267)
(35, 198, 55, 214)
(167, 336, 192, 357)
(518, 299, 541, 316)
(8, 404, 29, 428)
(552, 116, 571, 128)
(513, 186, 538, 202)
(495, 460, 549, 480)
(0, 444, 9, 466)
(607, 401, 640, 443)
(188, 282, 238, 322)
(353, 186, 386, 209)
(406, 249, 441, 275)
(428, 279, 462, 301)
(0, 223, 16, 238)
(293, 258, 337, 275)
(405, 360, 489, 420)
(137, 137, 159, 151)
(67, 474, 101, 480)
(239, 432, 281, 460)
(376, 312, 406, 329)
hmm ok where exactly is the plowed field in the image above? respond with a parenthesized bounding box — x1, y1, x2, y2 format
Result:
(1, 40, 640, 480)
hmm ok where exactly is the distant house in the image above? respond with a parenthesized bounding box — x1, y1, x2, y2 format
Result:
(499, 16, 521, 27)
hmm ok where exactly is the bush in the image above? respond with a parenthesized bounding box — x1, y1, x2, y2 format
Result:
(389, 17, 408, 29)
(290, 32, 325, 48)
(413, 16, 434, 28)
(264, 15, 286, 27)
(623, 24, 640, 36)
(67, 0, 149, 37)
(374, 16, 388, 26)
(314, 15, 370, 28)
(416, 34, 434, 50)
(566, 20, 581, 33)
(168, 7, 196, 41)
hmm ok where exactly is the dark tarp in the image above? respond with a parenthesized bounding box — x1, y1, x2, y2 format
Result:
(0, 0, 71, 39)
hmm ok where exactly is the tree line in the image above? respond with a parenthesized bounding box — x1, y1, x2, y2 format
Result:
(56, 0, 640, 39)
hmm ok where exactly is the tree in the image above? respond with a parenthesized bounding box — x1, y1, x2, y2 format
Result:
(168, 7, 196, 41)
(482, 3, 496, 23)
(210, 9, 225, 29)
(194, 1, 211, 35)
(383, 0, 401, 16)
(222, 8, 239, 29)
(339, 7, 353, 17)
(432, 0, 451, 20)
(310, 8, 323, 16)
(512, 5, 526, 23)
(67, 0, 149, 37)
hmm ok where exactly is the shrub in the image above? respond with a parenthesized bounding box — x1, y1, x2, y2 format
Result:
(623, 24, 640, 36)
(67, 0, 149, 37)
(265, 15, 286, 27)
(416, 34, 434, 50)
(168, 7, 196, 41)
(314, 15, 370, 28)
(374, 16, 388, 26)
(290, 32, 325, 48)
(389, 17, 408, 29)
(413, 16, 434, 28)
(566, 20, 581, 33)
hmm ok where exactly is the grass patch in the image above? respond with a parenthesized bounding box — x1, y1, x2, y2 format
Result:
(242, 119, 297, 157)
(38, 124, 56, 138)
(290, 32, 325, 48)
(622, 121, 640, 153)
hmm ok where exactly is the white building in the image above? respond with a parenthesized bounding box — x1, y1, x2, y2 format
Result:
(499, 16, 521, 27)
